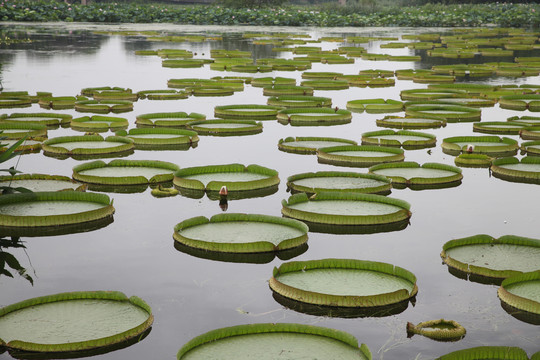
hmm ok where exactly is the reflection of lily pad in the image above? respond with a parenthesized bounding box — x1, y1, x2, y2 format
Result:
(73, 159, 179, 186)
(441, 234, 540, 281)
(173, 213, 308, 254)
(278, 136, 357, 154)
(287, 171, 391, 195)
(498, 271, 540, 317)
(491, 156, 540, 184)
(0, 291, 153, 354)
(281, 192, 411, 226)
(173, 163, 279, 193)
(177, 323, 371, 360)
(270, 258, 417, 308)
(317, 145, 404, 167)
(369, 162, 462, 189)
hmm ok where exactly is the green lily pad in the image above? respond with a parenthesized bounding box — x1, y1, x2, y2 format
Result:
(317, 145, 405, 167)
(0, 291, 152, 354)
(0, 174, 83, 192)
(361, 130, 436, 149)
(498, 271, 540, 316)
(186, 120, 262, 136)
(287, 171, 391, 195)
(491, 156, 540, 184)
(369, 162, 462, 189)
(442, 136, 518, 157)
(278, 136, 357, 154)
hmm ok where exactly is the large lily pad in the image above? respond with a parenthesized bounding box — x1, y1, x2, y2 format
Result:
(0, 174, 84, 193)
(436, 346, 529, 360)
(491, 156, 540, 184)
(361, 130, 436, 149)
(442, 136, 518, 157)
(115, 128, 199, 150)
(278, 136, 357, 154)
(287, 171, 391, 195)
(498, 271, 540, 317)
(317, 145, 405, 167)
(441, 234, 540, 281)
(0, 291, 153, 354)
(369, 162, 462, 189)
(281, 191, 411, 226)
(173, 213, 308, 254)
(186, 119, 262, 136)
(42, 135, 134, 159)
(270, 258, 417, 308)
(177, 323, 371, 360)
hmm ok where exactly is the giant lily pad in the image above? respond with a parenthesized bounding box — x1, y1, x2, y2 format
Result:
(214, 104, 282, 120)
(136, 112, 206, 128)
(405, 104, 481, 122)
(277, 108, 352, 126)
(281, 191, 411, 226)
(270, 258, 417, 308)
(406, 319, 466, 342)
(499, 94, 540, 111)
(436, 346, 529, 360)
(369, 162, 462, 189)
(442, 136, 518, 157)
(0, 122, 47, 139)
(473, 121, 528, 135)
(361, 130, 436, 149)
(0, 291, 153, 354)
(173, 213, 308, 254)
(0, 174, 84, 193)
(177, 323, 371, 360)
(0, 191, 114, 236)
(73, 159, 179, 186)
(498, 271, 540, 317)
(491, 156, 540, 184)
(173, 163, 279, 199)
(376, 116, 446, 129)
(0, 112, 72, 127)
(441, 235, 540, 281)
(115, 128, 199, 150)
(520, 126, 540, 141)
(278, 136, 357, 154)
(70, 115, 129, 133)
(267, 95, 331, 108)
(520, 140, 540, 156)
(186, 119, 262, 136)
(42, 135, 134, 159)
(317, 145, 405, 167)
(287, 171, 391, 195)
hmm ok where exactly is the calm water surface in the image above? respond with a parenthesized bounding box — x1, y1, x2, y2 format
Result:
(0, 23, 539, 360)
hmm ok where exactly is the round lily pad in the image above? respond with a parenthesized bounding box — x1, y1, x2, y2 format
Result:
(454, 154, 493, 168)
(267, 95, 331, 108)
(0, 122, 47, 139)
(1, 112, 72, 127)
(498, 271, 540, 317)
(73, 159, 180, 186)
(520, 126, 540, 140)
(491, 156, 540, 184)
(186, 119, 262, 136)
(0, 291, 153, 354)
(361, 130, 436, 149)
(442, 136, 518, 157)
(0, 191, 114, 236)
(300, 79, 349, 90)
(137, 89, 189, 100)
(38, 96, 78, 110)
(376, 116, 446, 129)
(177, 323, 371, 360)
(441, 235, 540, 281)
(136, 112, 206, 128)
(173, 163, 279, 198)
(74, 100, 133, 114)
(436, 346, 529, 360)
(262, 85, 314, 96)
(346, 99, 403, 113)
(0, 138, 44, 154)
(277, 108, 352, 126)
(473, 121, 528, 135)
(281, 191, 411, 226)
(405, 104, 481, 122)
(507, 115, 540, 126)
(317, 145, 405, 167)
(42, 135, 134, 159)
(499, 94, 540, 111)
(0, 174, 83, 193)
(214, 104, 282, 120)
(369, 162, 462, 189)
(287, 171, 391, 195)
(173, 213, 308, 254)
(250, 77, 296, 87)
(406, 319, 466, 342)
(270, 258, 417, 308)
(115, 128, 199, 150)
(278, 136, 357, 154)
(520, 140, 540, 156)
(70, 115, 129, 133)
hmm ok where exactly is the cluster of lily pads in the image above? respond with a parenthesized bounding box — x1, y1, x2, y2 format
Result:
(1, 26, 540, 360)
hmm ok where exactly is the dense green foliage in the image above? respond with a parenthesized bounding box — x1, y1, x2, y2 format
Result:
(0, 0, 539, 27)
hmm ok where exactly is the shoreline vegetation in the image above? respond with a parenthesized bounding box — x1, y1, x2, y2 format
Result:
(0, 1, 539, 28)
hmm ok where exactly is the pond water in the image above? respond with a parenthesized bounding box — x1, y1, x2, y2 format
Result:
(0, 23, 539, 360)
